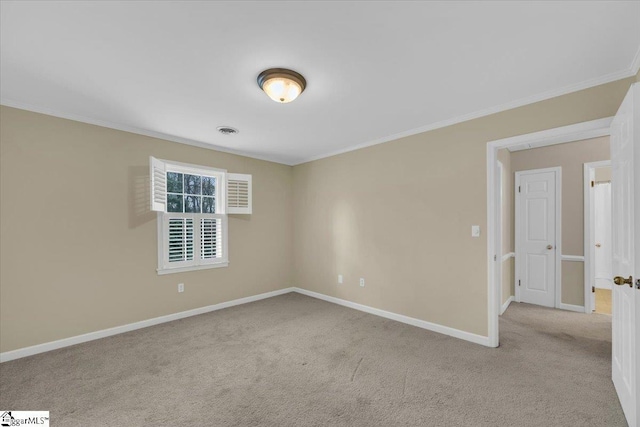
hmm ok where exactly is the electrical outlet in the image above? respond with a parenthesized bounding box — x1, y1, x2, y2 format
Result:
(359, 278, 365, 287)
(338, 274, 343, 284)
(178, 283, 184, 293)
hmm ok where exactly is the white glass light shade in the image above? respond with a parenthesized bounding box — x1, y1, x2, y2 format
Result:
(257, 69, 306, 104)
(262, 77, 302, 103)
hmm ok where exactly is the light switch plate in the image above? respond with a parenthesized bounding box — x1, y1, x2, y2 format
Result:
(472, 225, 480, 237)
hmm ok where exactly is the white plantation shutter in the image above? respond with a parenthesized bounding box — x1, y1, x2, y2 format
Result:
(201, 217, 222, 260)
(153, 158, 235, 274)
(161, 213, 227, 272)
(150, 156, 166, 212)
(227, 173, 252, 214)
(166, 217, 194, 264)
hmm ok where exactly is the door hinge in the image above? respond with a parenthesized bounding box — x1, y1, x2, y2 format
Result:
(592, 286, 595, 293)
(518, 186, 521, 193)
(591, 180, 594, 187)
(494, 254, 497, 261)
(518, 279, 521, 287)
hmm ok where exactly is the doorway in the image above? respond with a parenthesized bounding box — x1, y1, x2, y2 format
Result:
(487, 86, 638, 427)
(584, 160, 612, 314)
(486, 117, 613, 347)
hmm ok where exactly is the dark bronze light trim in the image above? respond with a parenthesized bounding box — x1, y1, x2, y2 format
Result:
(257, 68, 307, 94)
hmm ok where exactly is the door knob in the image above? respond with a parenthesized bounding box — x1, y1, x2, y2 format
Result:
(613, 276, 633, 287)
(595, 243, 601, 248)
(546, 245, 553, 250)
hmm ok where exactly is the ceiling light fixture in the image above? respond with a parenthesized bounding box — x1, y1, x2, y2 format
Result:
(257, 68, 306, 104)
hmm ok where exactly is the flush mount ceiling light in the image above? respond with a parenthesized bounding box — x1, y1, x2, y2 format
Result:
(257, 68, 306, 104)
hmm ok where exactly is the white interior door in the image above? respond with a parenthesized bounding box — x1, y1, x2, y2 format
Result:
(516, 168, 559, 308)
(610, 83, 639, 427)
(594, 182, 612, 289)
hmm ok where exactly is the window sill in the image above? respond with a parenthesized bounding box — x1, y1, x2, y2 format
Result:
(157, 262, 229, 275)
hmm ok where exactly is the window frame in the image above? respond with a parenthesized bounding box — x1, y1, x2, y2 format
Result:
(156, 160, 229, 275)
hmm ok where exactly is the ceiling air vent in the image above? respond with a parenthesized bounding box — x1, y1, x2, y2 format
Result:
(217, 126, 239, 135)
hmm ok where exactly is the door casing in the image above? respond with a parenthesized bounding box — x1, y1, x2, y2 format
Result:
(583, 160, 612, 313)
(496, 161, 504, 314)
(486, 117, 613, 347)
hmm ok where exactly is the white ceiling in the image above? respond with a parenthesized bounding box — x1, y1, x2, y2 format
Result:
(2, 1, 639, 165)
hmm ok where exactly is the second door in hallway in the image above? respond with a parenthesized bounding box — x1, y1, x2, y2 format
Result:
(516, 168, 560, 308)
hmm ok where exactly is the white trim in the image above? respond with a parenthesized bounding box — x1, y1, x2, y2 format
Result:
(297, 70, 630, 165)
(559, 303, 586, 313)
(293, 288, 492, 347)
(556, 169, 563, 311)
(501, 296, 514, 315)
(508, 118, 613, 152)
(561, 255, 585, 262)
(490, 118, 614, 151)
(584, 160, 611, 314)
(501, 252, 515, 262)
(496, 160, 504, 324)
(514, 167, 562, 309)
(162, 158, 227, 176)
(631, 44, 640, 76)
(487, 142, 500, 348)
(2, 62, 634, 168)
(157, 261, 229, 275)
(152, 157, 231, 274)
(486, 117, 612, 347)
(1, 285, 496, 363)
(0, 287, 294, 363)
(0, 99, 291, 166)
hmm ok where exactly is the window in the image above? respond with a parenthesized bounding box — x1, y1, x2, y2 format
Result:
(150, 157, 251, 274)
(166, 171, 218, 214)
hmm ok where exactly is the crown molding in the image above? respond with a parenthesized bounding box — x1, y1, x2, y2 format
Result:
(2, 62, 637, 168)
(294, 67, 635, 165)
(631, 44, 640, 75)
(0, 98, 296, 166)
(506, 117, 613, 152)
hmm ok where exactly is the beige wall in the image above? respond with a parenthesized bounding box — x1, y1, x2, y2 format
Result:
(501, 259, 515, 306)
(508, 136, 610, 306)
(595, 166, 611, 182)
(0, 106, 294, 353)
(561, 262, 585, 307)
(1, 76, 636, 353)
(292, 76, 635, 337)
(497, 149, 514, 306)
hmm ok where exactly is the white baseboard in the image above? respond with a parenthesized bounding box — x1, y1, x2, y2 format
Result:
(292, 287, 493, 347)
(559, 303, 586, 313)
(0, 287, 295, 363)
(561, 254, 585, 262)
(2, 285, 495, 362)
(500, 296, 514, 315)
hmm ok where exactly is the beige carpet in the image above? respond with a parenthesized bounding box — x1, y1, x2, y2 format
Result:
(0, 293, 626, 426)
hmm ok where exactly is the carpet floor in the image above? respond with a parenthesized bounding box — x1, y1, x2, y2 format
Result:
(0, 293, 626, 426)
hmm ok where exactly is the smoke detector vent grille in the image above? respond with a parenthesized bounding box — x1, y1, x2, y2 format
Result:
(217, 126, 239, 135)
